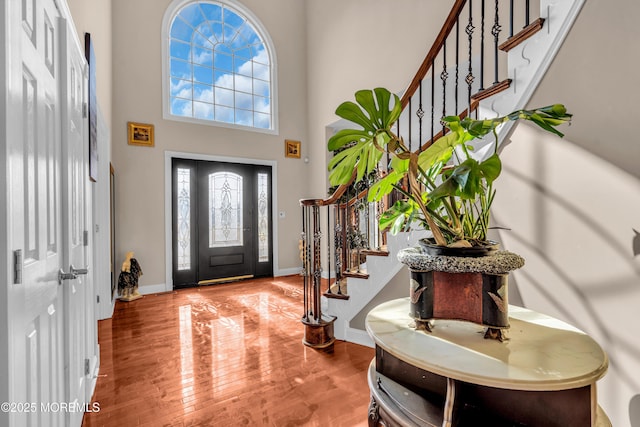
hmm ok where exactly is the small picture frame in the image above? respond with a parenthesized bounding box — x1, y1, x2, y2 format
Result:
(128, 122, 154, 147)
(285, 139, 301, 158)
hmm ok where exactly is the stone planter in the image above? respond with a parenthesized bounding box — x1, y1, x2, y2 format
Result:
(397, 247, 525, 341)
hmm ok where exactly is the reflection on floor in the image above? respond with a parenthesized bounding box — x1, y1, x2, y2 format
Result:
(83, 275, 374, 426)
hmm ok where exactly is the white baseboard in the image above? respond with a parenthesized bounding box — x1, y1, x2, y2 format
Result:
(275, 267, 301, 277)
(137, 283, 169, 295)
(344, 327, 374, 348)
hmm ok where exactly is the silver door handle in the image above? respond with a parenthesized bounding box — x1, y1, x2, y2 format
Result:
(58, 269, 77, 285)
(70, 264, 89, 275)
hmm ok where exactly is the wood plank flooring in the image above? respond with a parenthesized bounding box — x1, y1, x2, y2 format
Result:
(83, 275, 374, 426)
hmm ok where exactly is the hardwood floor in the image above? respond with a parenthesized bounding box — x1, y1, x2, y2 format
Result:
(83, 276, 374, 426)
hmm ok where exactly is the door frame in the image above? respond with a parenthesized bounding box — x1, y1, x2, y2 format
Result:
(164, 151, 279, 292)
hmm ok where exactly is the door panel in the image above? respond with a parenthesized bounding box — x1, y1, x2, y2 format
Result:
(7, 0, 65, 425)
(197, 162, 254, 282)
(171, 160, 273, 287)
(60, 19, 90, 427)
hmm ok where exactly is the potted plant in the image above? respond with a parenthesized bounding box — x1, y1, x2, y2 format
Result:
(327, 88, 571, 339)
(327, 88, 571, 248)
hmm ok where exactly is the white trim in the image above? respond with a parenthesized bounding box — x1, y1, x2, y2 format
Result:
(275, 267, 300, 277)
(164, 150, 278, 292)
(344, 327, 374, 348)
(160, 0, 279, 134)
(138, 283, 170, 295)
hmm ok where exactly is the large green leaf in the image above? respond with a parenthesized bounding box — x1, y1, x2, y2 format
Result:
(367, 169, 404, 202)
(327, 142, 365, 185)
(327, 128, 371, 151)
(417, 132, 457, 171)
(335, 101, 376, 132)
(379, 200, 416, 234)
(479, 153, 502, 184)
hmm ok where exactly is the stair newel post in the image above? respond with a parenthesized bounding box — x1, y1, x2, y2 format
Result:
(492, 0, 502, 85)
(301, 200, 336, 349)
(312, 204, 322, 322)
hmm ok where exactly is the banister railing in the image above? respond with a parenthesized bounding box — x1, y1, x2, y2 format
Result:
(300, 0, 542, 348)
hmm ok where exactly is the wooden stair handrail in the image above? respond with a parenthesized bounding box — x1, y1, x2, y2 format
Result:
(300, 169, 357, 207)
(400, 0, 468, 109)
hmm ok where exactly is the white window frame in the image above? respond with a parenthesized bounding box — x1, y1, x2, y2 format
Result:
(161, 0, 279, 134)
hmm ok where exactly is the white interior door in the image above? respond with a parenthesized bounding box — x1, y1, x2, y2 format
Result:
(6, 0, 65, 425)
(60, 18, 90, 427)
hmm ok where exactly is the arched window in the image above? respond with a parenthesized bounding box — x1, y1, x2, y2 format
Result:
(162, 0, 277, 132)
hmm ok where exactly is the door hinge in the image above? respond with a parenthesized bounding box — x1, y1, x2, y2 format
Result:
(84, 358, 90, 376)
(82, 102, 88, 118)
(97, 295, 100, 303)
(13, 249, 23, 284)
(83, 230, 89, 246)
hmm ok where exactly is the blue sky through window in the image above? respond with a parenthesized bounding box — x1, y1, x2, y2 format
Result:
(169, 1, 272, 129)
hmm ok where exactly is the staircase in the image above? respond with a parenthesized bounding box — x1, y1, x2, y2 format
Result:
(300, 0, 585, 348)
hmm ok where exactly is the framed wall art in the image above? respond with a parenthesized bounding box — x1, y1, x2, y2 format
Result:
(285, 139, 301, 158)
(127, 122, 154, 147)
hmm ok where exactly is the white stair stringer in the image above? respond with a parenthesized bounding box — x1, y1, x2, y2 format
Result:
(474, 0, 585, 159)
(322, 231, 428, 347)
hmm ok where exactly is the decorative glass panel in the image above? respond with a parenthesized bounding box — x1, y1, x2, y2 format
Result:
(257, 173, 269, 262)
(177, 168, 191, 270)
(209, 172, 243, 247)
(168, 1, 272, 130)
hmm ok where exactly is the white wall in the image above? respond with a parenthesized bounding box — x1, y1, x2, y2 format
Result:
(66, 0, 114, 319)
(111, 0, 309, 288)
(493, 1, 640, 425)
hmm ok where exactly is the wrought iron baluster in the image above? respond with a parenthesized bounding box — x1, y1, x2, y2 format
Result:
(408, 98, 412, 152)
(312, 205, 321, 321)
(480, 0, 485, 91)
(326, 204, 331, 295)
(334, 205, 344, 294)
(441, 41, 448, 134)
(466, 0, 475, 112)
(509, 0, 514, 37)
(431, 58, 435, 145)
(525, 0, 530, 26)
(492, 0, 501, 84)
(301, 205, 308, 321)
(455, 17, 460, 115)
(417, 81, 424, 151)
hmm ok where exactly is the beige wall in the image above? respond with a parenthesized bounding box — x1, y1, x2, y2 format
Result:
(66, 0, 112, 129)
(495, 1, 640, 426)
(111, 0, 308, 286)
(305, 0, 453, 199)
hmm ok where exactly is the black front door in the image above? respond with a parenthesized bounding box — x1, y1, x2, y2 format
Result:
(171, 158, 273, 288)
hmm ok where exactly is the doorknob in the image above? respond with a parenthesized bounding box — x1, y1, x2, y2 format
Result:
(58, 269, 77, 285)
(70, 264, 89, 275)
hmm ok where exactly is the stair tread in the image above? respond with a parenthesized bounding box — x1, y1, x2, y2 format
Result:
(499, 18, 545, 52)
(323, 292, 350, 300)
(342, 270, 369, 279)
(471, 79, 512, 104)
(360, 248, 389, 257)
